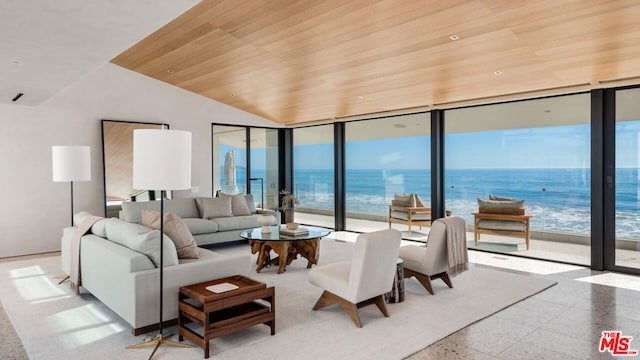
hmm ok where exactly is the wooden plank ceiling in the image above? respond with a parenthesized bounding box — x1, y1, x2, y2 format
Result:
(112, 0, 640, 125)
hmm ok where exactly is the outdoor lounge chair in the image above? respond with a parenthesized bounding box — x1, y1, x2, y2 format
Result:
(473, 195, 533, 250)
(388, 193, 431, 233)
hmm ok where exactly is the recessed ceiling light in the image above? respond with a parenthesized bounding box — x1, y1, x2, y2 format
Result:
(357, 96, 365, 100)
(11, 60, 20, 65)
(167, 69, 174, 74)
(394, 124, 407, 128)
(494, 70, 503, 76)
(449, 35, 460, 41)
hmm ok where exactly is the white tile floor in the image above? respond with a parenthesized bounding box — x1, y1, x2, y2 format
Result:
(405, 248, 640, 359)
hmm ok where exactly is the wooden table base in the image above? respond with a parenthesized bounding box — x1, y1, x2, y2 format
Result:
(249, 238, 320, 274)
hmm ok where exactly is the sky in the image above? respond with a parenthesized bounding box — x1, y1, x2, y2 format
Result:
(220, 122, 640, 171)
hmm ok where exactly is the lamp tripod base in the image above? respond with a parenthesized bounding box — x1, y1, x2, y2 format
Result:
(127, 333, 192, 360)
(54, 274, 70, 284)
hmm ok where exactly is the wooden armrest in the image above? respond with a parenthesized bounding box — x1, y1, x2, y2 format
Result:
(389, 205, 431, 212)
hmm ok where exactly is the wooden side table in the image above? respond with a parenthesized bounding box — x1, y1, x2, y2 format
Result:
(178, 275, 275, 358)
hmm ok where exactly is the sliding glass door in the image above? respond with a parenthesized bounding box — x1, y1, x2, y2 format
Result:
(615, 87, 640, 270)
(292, 125, 335, 227)
(344, 113, 431, 235)
(212, 125, 247, 194)
(249, 128, 280, 209)
(444, 94, 591, 265)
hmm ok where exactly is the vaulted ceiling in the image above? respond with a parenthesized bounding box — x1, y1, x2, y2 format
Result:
(113, 0, 640, 126)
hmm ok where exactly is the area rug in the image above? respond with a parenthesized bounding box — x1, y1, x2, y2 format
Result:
(0, 239, 555, 360)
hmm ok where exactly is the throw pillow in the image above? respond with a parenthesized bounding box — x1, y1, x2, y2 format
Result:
(141, 209, 199, 259)
(217, 192, 252, 216)
(414, 194, 427, 207)
(477, 198, 525, 215)
(245, 193, 257, 214)
(489, 194, 515, 201)
(392, 193, 416, 207)
(202, 196, 233, 218)
(231, 194, 251, 215)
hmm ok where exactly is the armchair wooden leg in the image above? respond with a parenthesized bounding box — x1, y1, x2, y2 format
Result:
(431, 272, 453, 288)
(312, 290, 337, 310)
(440, 272, 453, 288)
(312, 290, 363, 328)
(405, 268, 434, 295)
(372, 295, 389, 317)
(340, 302, 362, 328)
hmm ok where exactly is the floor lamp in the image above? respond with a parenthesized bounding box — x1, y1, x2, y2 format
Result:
(52, 146, 91, 226)
(127, 129, 192, 359)
(249, 177, 264, 210)
(52, 145, 91, 284)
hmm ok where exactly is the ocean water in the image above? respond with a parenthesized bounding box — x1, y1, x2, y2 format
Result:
(229, 168, 640, 238)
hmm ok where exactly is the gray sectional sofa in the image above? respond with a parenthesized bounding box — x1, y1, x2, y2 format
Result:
(61, 215, 251, 335)
(119, 195, 279, 245)
(60, 194, 278, 334)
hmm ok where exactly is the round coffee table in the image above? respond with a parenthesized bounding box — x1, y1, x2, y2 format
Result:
(240, 226, 331, 274)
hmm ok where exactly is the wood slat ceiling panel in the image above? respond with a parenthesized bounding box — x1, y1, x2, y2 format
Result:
(112, 0, 640, 125)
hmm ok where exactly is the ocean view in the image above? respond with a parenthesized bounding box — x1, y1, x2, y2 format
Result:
(231, 168, 640, 239)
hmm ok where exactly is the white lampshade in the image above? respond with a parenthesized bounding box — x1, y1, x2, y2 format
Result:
(52, 146, 91, 182)
(133, 129, 192, 190)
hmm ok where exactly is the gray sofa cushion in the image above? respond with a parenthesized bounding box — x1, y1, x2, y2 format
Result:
(182, 218, 219, 235)
(165, 198, 201, 218)
(212, 214, 264, 231)
(477, 219, 527, 232)
(121, 198, 200, 223)
(91, 218, 109, 238)
(104, 218, 179, 267)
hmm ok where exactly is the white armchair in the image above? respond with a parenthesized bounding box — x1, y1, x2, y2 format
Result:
(399, 217, 467, 294)
(308, 229, 401, 328)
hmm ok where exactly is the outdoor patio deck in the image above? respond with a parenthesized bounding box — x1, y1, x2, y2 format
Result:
(294, 211, 640, 268)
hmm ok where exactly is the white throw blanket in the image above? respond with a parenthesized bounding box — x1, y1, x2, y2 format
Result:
(438, 216, 468, 277)
(70, 216, 102, 293)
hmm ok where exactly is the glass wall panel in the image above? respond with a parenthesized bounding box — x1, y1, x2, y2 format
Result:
(249, 128, 280, 209)
(212, 125, 247, 194)
(345, 113, 431, 237)
(444, 94, 591, 265)
(615, 87, 640, 269)
(293, 125, 335, 227)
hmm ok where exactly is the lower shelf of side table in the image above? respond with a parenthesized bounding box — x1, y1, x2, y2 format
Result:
(178, 284, 275, 358)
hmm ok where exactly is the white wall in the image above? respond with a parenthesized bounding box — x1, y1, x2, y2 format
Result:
(0, 63, 279, 258)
